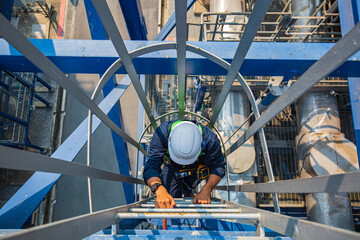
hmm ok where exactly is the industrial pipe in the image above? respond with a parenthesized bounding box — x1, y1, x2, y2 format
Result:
(296, 92, 359, 230)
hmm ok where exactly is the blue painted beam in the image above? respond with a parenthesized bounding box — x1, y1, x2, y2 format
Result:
(118, 0, 147, 40)
(84, 0, 134, 204)
(35, 75, 52, 91)
(0, 111, 28, 126)
(84, 0, 108, 40)
(102, 80, 134, 204)
(1, 40, 360, 77)
(0, 80, 131, 228)
(339, 0, 360, 162)
(154, 0, 196, 41)
(0, 0, 14, 21)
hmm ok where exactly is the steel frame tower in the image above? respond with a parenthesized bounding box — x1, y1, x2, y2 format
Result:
(0, 0, 360, 239)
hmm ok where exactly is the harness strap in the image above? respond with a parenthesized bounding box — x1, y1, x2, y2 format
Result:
(171, 120, 203, 135)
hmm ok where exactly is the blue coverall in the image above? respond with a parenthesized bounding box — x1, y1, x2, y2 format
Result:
(143, 121, 225, 197)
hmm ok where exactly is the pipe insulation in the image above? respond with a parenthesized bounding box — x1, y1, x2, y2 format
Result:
(209, 0, 247, 41)
(296, 92, 359, 230)
(214, 91, 256, 207)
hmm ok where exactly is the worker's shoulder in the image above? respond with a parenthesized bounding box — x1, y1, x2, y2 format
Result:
(157, 121, 176, 135)
(198, 123, 217, 140)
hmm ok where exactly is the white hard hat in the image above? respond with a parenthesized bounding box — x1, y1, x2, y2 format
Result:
(168, 121, 203, 165)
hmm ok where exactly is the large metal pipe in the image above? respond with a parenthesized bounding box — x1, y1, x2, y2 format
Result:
(214, 91, 256, 207)
(292, 0, 357, 230)
(209, 0, 247, 41)
(296, 92, 358, 230)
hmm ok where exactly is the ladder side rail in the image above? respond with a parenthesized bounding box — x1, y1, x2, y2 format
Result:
(0, 145, 145, 185)
(0, 198, 153, 240)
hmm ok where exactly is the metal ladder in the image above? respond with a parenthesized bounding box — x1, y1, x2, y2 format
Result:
(104, 197, 267, 240)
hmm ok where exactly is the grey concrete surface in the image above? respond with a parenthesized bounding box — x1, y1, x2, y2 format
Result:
(167, 0, 202, 41)
(53, 74, 127, 220)
(28, 74, 58, 150)
(140, 0, 159, 40)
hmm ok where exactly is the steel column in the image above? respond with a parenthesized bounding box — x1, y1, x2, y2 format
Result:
(118, 0, 147, 40)
(0, 0, 14, 21)
(338, 0, 360, 162)
(84, 0, 108, 40)
(90, 1, 157, 129)
(84, 0, 134, 204)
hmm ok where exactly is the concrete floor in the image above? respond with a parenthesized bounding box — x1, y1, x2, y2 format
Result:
(53, 74, 127, 220)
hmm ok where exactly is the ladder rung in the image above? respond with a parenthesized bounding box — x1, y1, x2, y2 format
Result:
(146, 200, 221, 204)
(140, 204, 228, 208)
(117, 212, 260, 220)
(129, 208, 242, 213)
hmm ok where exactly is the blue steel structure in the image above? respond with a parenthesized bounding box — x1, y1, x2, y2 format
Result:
(1, 40, 360, 77)
(338, 0, 360, 161)
(0, 0, 14, 21)
(0, 0, 195, 228)
(0, 0, 359, 236)
(118, 0, 147, 40)
(0, 79, 131, 228)
(83, 0, 134, 204)
(0, 71, 52, 152)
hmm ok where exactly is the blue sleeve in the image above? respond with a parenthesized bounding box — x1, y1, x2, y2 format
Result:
(143, 124, 169, 183)
(203, 131, 226, 178)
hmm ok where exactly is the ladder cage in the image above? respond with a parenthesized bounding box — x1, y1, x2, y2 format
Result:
(0, 0, 359, 239)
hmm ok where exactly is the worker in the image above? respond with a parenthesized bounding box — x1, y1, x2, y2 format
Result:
(143, 120, 225, 208)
